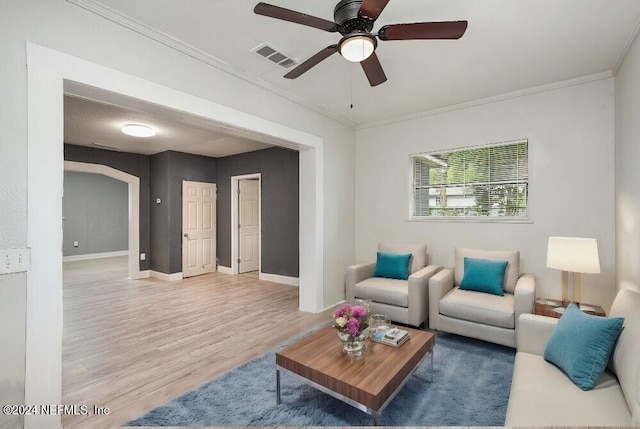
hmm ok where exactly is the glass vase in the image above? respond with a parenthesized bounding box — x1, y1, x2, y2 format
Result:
(337, 330, 366, 355)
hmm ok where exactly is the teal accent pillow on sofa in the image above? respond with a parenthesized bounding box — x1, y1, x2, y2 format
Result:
(459, 257, 508, 296)
(372, 252, 412, 280)
(544, 304, 624, 391)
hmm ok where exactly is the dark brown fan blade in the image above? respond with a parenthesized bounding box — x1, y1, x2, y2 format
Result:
(378, 21, 468, 40)
(359, 0, 390, 20)
(284, 46, 338, 79)
(360, 52, 387, 87)
(254, 3, 337, 32)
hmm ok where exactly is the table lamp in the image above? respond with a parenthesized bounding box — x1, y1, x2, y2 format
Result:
(546, 237, 600, 312)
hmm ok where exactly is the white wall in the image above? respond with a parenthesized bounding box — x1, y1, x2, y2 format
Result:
(615, 32, 640, 295)
(356, 77, 616, 309)
(0, 0, 354, 427)
(0, 276, 26, 429)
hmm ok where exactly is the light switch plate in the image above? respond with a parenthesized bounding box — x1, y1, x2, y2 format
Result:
(2, 248, 32, 274)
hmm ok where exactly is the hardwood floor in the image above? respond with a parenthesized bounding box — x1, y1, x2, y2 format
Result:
(62, 257, 333, 428)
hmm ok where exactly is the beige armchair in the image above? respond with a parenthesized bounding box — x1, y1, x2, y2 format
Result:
(428, 247, 535, 348)
(345, 243, 441, 328)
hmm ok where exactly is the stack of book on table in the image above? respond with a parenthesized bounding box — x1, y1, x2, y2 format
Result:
(370, 328, 410, 347)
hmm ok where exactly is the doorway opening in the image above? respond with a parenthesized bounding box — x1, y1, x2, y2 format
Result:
(25, 43, 324, 420)
(64, 161, 141, 279)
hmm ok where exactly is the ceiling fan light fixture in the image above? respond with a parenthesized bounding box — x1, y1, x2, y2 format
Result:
(121, 124, 156, 138)
(254, 1, 467, 86)
(338, 32, 376, 62)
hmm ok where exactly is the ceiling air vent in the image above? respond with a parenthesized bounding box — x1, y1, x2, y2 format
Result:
(252, 43, 298, 69)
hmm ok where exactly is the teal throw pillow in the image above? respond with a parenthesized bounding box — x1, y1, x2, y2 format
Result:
(372, 252, 412, 280)
(459, 257, 508, 296)
(544, 304, 624, 391)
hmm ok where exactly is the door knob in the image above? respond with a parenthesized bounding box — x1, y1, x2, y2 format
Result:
(184, 233, 189, 238)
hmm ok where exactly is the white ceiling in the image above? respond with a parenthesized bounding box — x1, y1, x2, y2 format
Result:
(64, 0, 640, 157)
(80, 0, 640, 126)
(64, 94, 273, 157)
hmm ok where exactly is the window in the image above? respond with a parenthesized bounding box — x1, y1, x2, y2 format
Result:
(411, 140, 528, 220)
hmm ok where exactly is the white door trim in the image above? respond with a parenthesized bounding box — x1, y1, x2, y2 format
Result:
(231, 173, 261, 275)
(26, 42, 323, 428)
(64, 161, 142, 280)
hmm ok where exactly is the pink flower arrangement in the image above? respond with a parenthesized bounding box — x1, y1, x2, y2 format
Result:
(333, 303, 369, 339)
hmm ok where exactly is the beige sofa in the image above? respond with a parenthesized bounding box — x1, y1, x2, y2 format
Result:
(345, 243, 441, 328)
(506, 288, 640, 426)
(428, 247, 535, 348)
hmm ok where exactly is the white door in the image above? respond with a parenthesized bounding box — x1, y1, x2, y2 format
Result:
(238, 179, 260, 273)
(182, 181, 216, 278)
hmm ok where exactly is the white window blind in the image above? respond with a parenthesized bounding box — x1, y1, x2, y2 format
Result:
(412, 140, 528, 219)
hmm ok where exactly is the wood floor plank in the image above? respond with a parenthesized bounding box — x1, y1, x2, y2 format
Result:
(62, 257, 332, 428)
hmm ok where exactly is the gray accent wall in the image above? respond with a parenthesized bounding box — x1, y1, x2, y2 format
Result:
(64, 145, 294, 276)
(217, 147, 299, 277)
(64, 144, 151, 270)
(150, 151, 217, 274)
(63, 172, 128, 256)
(150, 151, 170, 273)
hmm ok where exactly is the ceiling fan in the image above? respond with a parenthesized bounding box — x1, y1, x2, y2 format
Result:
(254, 0, 468, 87)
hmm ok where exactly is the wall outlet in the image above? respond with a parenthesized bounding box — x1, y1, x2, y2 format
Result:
(73, 241, 79, 247)
(140, 253, 146, 261)
(2, 248, 32, 275)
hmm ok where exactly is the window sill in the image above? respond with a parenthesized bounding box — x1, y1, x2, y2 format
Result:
(407, 217, 533, 224)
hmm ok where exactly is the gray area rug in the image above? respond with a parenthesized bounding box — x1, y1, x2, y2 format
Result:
(128, 332, 515, 426)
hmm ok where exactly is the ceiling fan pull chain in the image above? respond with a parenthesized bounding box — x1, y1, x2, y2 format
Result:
(350, 63, 354, 109)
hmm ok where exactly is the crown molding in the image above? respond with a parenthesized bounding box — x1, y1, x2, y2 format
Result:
(357, 70, 614, 131)
(65, 0, 356, 128)
(614, 14, 640, 75)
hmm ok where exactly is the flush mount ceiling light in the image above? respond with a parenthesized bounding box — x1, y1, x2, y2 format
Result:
(121, 124, 156, 138)
(338, 32, 376, 62)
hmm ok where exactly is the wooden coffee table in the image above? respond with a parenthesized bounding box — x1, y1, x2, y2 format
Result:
(276, 325, 435, 425)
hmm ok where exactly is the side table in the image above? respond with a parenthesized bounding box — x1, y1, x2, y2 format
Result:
(534, 298, 606, 318)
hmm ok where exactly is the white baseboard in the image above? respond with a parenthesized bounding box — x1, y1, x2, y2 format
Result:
(135, 270, 151, 279)
(217, 265, 233, 275)
(216, 266, 298, 286)
(321, 300, 345, 313)
(150, 270, 183, 281)
(63, 250, 129, 262)
(259, 272, 299, 287)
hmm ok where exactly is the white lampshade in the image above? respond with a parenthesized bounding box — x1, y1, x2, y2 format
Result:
(546, 237, 601, 274)
(339, 34, 375, 62)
